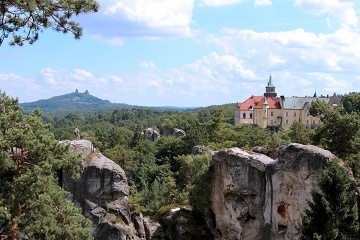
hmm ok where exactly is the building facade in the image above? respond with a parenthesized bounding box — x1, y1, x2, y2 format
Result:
(235, 77, 340, 130)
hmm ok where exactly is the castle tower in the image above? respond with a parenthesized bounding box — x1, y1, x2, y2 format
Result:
(264, 76, 277, 98)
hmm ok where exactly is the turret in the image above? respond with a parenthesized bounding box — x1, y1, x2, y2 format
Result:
(264, 76, 277, 98)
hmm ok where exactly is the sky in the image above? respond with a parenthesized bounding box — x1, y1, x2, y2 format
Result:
(1, 0, 360, 107)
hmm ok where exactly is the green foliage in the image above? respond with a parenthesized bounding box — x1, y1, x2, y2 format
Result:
(181, 118, 208, 152)
(309, 99, 328, 118)
(176, 154, 212, 189)
(342, 92, 360, 114)
(271, 129, 292, 146)
(232, 124, 273, 149)
(301, 160, 359, 239)
(288, 121, 312, 144)
(189, 170, 212, 212)
(312, 110, 360, 158)
(155, 136, 187, 169)
(0, 0, 99, 46)
(0, 91, 92, 239)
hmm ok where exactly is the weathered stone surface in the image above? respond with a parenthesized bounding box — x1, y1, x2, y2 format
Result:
(158, 207, 213, 240)
(63, 140, 137, 240)
(210, 143, 338, 240)
(174, 128, 186, 137)
(143, 128, 160, 141)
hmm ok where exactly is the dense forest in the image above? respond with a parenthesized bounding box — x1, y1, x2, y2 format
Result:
(1, 91, 360, 239)
(44, 92, 360, 214)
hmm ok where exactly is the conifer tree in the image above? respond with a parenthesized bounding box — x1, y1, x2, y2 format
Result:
(301, 160, 359, 239)
(0, 91, 92, 239)
(0, 0, 99, 46)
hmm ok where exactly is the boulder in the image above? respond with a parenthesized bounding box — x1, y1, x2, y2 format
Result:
(174, 128, 186, 137)
(143, 128, 160, 141)
(210, 143, 344, 240)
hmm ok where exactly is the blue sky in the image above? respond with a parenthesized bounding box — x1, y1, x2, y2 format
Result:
(1, 0, 360, 107)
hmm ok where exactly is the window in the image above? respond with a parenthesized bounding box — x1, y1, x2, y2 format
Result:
(271, 120, 274, 125)
(250, 113, 253, 118)
(294, 112, 296, 117)
(306, 120, 309, 124)
(286, 112, 288, 117)
(243, 113, 246, 118)
(271, 112, 273, 116)
(286, 119, 288, 125)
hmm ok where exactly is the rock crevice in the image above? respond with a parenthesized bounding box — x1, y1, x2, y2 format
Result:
(210, 143, 337, 240)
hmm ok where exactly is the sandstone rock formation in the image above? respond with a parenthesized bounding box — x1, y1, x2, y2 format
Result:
(143, 128, 160, 141)
(210, 143, 342, 240)
(173, 128, 186, 137)
(62, 140, 150, 240)
(61, 140, 355, 240)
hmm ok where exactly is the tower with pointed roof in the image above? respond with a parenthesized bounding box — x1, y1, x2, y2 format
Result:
(264, 76, 277, 98)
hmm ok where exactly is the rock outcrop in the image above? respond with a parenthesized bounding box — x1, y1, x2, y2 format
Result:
(62, 140, 148, 240)
(61, 140, 355, 240)
(143, 128, 160, 141)
(210, 143, 342, 240)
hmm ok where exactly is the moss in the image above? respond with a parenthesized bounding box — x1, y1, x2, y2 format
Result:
(155, 204, 189, 219)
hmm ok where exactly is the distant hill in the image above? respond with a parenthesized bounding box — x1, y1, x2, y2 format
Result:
(20, 90, 145, 115)
(20, 90, 194, 116)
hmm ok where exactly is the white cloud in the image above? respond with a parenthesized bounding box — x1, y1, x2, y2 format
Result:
(0, 73, 41, 101)
(200, 0, 243, 7)
(254, 0, 272, 6)
(208, 27, 360, 74)
(72, 69, 95, 81)
(140, 60, 156, 69)
(294, 0, 359, 27)
(308, 72, 352, 94)
(200, 0, 271, 7)
(81, 0, 194, 41)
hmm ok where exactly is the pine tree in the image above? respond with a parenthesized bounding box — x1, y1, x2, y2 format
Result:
(301, 160, 359, 239)
(0, 91, 92, 239)
(0, 0, 99, 46)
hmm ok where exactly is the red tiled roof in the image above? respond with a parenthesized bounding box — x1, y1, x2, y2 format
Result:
(254, 97, 281, 109)
(237, 96, 263, 110)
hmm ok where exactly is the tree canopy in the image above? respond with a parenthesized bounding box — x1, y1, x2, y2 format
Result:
(0, 0, 99, 46)
(0, 91, 92, 239)
(301, 160, 359, 239)
(342, 92, 360, 114)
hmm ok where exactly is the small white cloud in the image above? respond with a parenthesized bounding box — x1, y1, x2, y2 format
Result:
(268, 53, 287, 66)
(298, 78, 312, 86)
(200, 0, 243, 7)
(40, 68, 59, 86)
(72, 69, 94, 81)
(254, 0, 272, 6)
(140, 60, 156, 69)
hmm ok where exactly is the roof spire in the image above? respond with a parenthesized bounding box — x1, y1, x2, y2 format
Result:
(267, 75, 274, 87)
(313, 90, 317, 98)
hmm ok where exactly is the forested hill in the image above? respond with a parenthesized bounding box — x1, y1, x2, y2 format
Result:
(20, 90, 181, 115)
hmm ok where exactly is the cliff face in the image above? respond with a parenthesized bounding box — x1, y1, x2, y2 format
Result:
(62, 140, 143, 240)
(210, 143, 336, 240)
